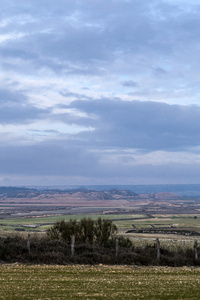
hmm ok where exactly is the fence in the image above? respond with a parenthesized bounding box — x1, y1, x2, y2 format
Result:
(25, 234, 200, 262)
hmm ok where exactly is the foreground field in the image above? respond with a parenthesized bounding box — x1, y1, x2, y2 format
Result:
(0, 264, 200, 299)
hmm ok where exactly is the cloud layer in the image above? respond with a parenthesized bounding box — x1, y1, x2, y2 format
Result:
(0, 0, 200, 185)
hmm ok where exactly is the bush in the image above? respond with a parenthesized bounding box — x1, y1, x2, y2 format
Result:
(47, 218, 117, 247)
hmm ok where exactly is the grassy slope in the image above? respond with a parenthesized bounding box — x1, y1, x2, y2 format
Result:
(0, 264, 200, 299)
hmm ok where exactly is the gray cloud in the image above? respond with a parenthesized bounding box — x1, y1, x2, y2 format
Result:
(68, 100, 200, 151)
(0, 1, 200, 185)
(0, 88, 26, 104)
(0, 141, 99, 177)
(1, 0, 199, 75)
(121, 80, 138, 87)
(0, 88, 48, 124)
(0, 139, 200, 185)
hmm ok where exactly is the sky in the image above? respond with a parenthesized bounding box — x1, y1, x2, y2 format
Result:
(0, 0, 200, 186)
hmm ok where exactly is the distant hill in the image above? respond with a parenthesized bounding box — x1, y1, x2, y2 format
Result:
(0, 187, 40, 198)
(0, 186, 180, 201)
(138, 192, 181, 200)
(28, 184, 200, 197)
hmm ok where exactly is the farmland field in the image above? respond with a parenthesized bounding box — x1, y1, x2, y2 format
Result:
(0, 213, 148, 232)
(0, 264, 200, 299)
(1, 213, 200, 236)
(1, 213, 200, 230)
(1, 213, 200, 252)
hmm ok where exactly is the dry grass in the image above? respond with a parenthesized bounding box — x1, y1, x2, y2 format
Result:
(0, 264, 200, 299)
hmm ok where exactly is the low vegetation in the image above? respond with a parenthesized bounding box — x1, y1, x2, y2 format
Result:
(1, 264, 200, 299)
(0, 218, 200, 266)
(47, 217, 132, 248)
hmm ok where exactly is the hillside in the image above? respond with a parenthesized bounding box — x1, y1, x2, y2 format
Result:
(0, 186, 198, 218)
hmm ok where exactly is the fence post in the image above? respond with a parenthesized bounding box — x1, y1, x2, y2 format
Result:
(115, 237, 119, 258)
(156, 238, 160, 260)
(71, 235, 75, 256)
(183, 241, 186, 254)
(194, 240, 198, 261)
(27, 233, 31, 254)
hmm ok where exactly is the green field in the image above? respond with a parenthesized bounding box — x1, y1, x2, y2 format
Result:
(1, 213, 200, 231)
(0, 214, 148, 231)
(0, 264, 200, 299)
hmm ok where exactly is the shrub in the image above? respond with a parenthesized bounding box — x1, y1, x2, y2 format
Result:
(47, 217, 118, 247)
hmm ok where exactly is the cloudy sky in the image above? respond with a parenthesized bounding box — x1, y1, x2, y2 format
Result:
(0, 0, 200, 186)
